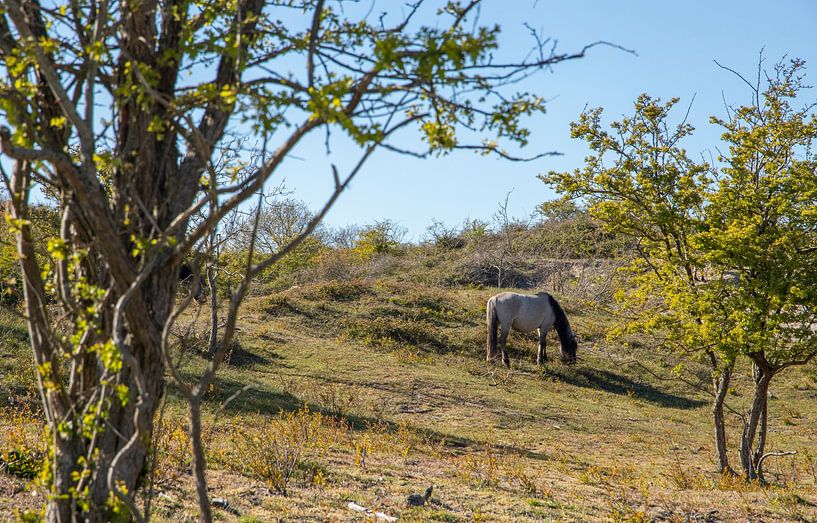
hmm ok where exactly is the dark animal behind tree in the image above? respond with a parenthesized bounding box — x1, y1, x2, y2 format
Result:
(179, 263, 205, 302)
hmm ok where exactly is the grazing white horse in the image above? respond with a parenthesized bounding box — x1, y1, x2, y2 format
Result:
(486, 291, 577, 367)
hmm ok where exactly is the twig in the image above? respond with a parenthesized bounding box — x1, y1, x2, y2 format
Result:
(757, 450, 797, 481)
(219, 384, 255, 411)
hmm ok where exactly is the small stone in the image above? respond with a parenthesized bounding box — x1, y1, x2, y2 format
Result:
(211, 497, 240, 516)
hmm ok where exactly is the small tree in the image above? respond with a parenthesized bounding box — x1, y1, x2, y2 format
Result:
(699, 59, 817, 480)
(235, 196, 322, 254)
(353, 219, 407, 259)
(490, 190, 518, 287)
(544, 59, 817, 480)
(424, 218, 466, 250)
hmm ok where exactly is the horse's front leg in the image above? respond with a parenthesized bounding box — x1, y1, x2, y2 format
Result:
(499, 326, 511, 368)
(537, 327, 547, 365)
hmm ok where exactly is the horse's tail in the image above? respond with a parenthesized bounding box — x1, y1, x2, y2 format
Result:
(486, 297, 498, 360)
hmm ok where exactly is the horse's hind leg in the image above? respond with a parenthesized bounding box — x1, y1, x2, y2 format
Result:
(537, 327, 547, 365)
(499, 325, 511, 368)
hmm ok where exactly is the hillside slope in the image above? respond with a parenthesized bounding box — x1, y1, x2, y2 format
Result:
(2, 280, 816, 521)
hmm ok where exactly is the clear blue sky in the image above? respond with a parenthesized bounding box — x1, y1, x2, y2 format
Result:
(275, 0, 817, 241)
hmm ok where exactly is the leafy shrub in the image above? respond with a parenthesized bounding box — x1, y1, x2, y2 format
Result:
(0, 203, 60, 305)
(0, 448, 44, 480)
(352, 220, 407, 259)
(0, 310, 38, 398)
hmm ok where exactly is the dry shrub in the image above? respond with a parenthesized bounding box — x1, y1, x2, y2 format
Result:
(578, 464, 610, 486)
(663, 458, 709, 490)
(768, 488, 811, 521)
(802, 449, 817, 484)
(503, 455, 542, 497)
(608, 501, 649, 523)
(227, 407, 343, 495)
(344, 316, 448, 352)
(303, 279, 371, 302)
(714, 471, 764, 492)
(345, 419, 430, 469)
(152, 418, 192, 483)
(392, 420, 424, 465)
(0, 402, 45, 480)
(303, 247, 364, 282)
(454, 446, 501, 488)
(262, 294, 303, 317)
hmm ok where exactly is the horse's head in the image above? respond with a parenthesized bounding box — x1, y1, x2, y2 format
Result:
(560, 334, 578, 364)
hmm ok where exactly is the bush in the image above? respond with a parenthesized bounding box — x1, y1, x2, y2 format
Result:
(344, 315, 448, 351)
(352, 220, 407, 260)
(0, 203, 60, 305)
(0, 402, 46, 481)
(0, 448, 44, 479)
(228, 407, 338, 495)
(303, 280, 372, 302)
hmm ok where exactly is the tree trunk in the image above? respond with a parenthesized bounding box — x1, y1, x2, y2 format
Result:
(46, 434, 84, 523)
(190, 397, 213, 523)
(712, 363, 734, 475)
(752, 394, 769, 481)
(208, 266, 219, 357)
(88, 359, 165, 519)
(740, 357, 772, 480)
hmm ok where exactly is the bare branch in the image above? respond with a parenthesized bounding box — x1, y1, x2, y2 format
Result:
(307, 0, 326, 88)
(0, 126, 75, 172)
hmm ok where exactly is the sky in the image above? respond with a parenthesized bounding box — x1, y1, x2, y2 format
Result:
(273, 0, 817, 241)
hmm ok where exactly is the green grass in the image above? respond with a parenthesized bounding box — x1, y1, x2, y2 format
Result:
(1, 279, 817, 521)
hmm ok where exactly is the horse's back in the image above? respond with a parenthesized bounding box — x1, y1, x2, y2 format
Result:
(489, 291, 553, 333)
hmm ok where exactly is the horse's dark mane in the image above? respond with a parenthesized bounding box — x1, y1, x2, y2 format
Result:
(546, 293, 573, 343)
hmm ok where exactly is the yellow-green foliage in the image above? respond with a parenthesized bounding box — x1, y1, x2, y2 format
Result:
(545, 59, 817, 396)
(216, 236, 327, 295)
(0, 204, 60, 304)
(351, 220, 406, 260)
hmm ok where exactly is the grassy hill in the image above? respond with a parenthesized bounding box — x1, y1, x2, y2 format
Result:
(3, 274, 816, 522)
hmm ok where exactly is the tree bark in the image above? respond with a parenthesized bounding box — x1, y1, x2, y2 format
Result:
(190, 397, 213, 523)
(46, 435, 84, 522)
(712, 362, 734, 475)
(740, 356, 772, 480)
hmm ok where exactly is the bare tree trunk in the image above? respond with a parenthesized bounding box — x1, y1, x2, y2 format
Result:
(47, 436, 84, 522)
(740, 357, 772, 480)
(712, 362, 734, 475)
(753, 393, 769, 481)
(208, 265, 219, 357)
(190, 397, 213, 523)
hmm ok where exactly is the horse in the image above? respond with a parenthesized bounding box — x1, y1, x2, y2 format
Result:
(179, 262, 206, 303)
(486, 291, 577, 367)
